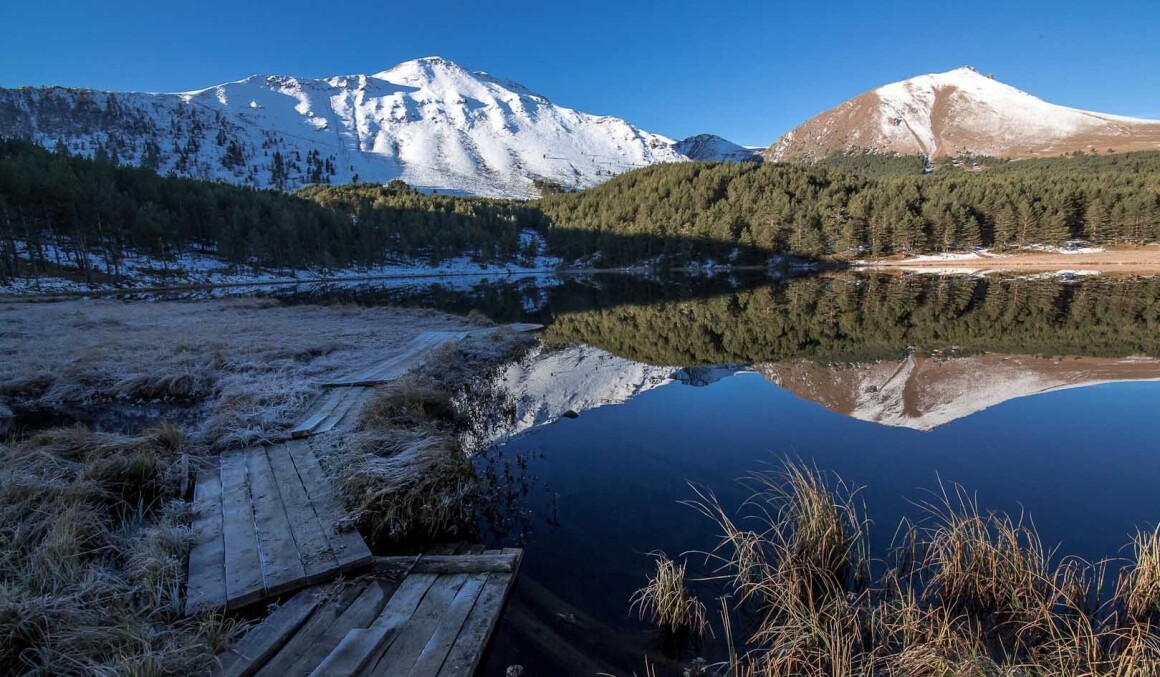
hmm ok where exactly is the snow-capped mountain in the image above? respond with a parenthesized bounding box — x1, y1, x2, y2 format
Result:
(674, 134, 762, 162)
(766, 66, 1160, 162)
(0, 57, 742, 198)
(761, 354, 1160, 431)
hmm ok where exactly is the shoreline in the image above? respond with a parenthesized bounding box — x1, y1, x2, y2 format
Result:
(853, 247, 1160, 273)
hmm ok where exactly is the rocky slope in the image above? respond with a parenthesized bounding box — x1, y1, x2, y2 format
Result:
(766, 66, 1160, 162)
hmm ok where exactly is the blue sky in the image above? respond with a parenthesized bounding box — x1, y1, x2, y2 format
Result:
(2, 0, 1158, 146)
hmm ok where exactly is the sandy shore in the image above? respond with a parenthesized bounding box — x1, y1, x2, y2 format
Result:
(857, 247, 1160, 273)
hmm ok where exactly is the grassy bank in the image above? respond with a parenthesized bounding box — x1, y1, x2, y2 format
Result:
(319, 328, 538, 545)
(0, 298, 513, 674)
(636, 461, 1160, 675)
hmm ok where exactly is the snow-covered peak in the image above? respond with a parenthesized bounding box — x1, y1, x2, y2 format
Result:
(768, 67, 1160, 161)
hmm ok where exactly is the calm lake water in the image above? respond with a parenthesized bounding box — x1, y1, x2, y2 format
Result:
(453, 271, 1160, 675)
(147, 269, 1160, 675)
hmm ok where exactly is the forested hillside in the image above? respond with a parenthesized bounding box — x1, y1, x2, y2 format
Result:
(4, 138, 1160, 286)
(538, 154, 1160, 260)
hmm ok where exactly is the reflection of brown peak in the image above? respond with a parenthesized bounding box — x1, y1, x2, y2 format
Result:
(766, 68, 1160, 162)
(759, 354, 1160, 431)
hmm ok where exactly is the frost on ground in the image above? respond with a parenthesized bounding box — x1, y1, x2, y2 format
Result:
(2, 233, 563, 296)
(0, 299, 479, 449)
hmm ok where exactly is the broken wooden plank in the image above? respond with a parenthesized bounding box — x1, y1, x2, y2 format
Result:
(220, 450, 265, 610)
(265, 443, 341, 582)
(285, 439, 373, 571)
(369, 574, 469, 676)
(246, 447, 308, 596)
(215, 589, 322, 677)
(254, 582, 368, 677)
(313, 387, 366, 435)
(373, 554, 520, 575)
(403, 573, 489, 677)
(290, 388, 348, 438)
(309, 626, 396, 677)
(185, 461, 227, 615)
(284, 579, 391, 676)
(434, 549, 522, 677)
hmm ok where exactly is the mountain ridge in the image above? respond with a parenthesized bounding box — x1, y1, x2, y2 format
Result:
(0, 57, 750, 198)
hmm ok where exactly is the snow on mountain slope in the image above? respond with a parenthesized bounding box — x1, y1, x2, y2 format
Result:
(674, 134, 762, 162)
(0, 57, 701, 197)
(760, 354, 1160, 431)
(766, 66, 1160, 162)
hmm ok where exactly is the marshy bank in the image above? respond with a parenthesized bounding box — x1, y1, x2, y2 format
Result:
(0, 296, 538, 674)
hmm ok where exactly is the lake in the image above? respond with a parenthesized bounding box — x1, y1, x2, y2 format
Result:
(452, 271, 1160, 675)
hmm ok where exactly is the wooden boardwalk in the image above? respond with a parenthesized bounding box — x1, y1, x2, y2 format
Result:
(185, 440, 372, 615)
(213, 548, 521, 677)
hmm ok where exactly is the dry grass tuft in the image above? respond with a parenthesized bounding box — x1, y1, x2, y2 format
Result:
(322, 330, 537, 544)
(674, 462, 1160, 676)
(631, 553, 709, 639)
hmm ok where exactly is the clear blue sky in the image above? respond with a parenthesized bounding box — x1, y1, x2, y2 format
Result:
(2, 0, 1158, 147)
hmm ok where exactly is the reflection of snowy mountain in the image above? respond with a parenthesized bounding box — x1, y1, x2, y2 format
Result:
(760, 354, 1160, 431)
(487, 345, 741, 443)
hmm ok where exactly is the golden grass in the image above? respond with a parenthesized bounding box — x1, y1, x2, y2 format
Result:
(669, 461, 1160, 676)
(631, 553, 709, 639)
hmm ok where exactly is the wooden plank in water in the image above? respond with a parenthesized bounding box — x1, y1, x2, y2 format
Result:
(220, 450, 265, 610)
(435, 549, 522, 677)
(284, 579, 391, 676)
(185, 461, 227, 615)
(285, 439, 373, 571)
(246, 447, 308, 596)
(373, 554, 519, 575)
(290, 388, 348, 438)
(215, 589, 321, 677)
(254, 582, 368, 677)
(404, 573, 489, 677)
(369, 574, 469, 677)
(265, 443, 340, 582)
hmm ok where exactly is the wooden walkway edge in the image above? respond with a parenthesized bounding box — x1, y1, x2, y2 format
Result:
(213, 549, 522, 677)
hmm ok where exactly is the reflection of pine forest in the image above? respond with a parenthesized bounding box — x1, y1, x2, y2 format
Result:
(4, 138, 1160, 282)
(545, 275, 1160, 364)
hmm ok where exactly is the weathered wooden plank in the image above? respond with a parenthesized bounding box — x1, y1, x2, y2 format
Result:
(185, 461, 227, 615)
(265, 443, 341, 582)
(255, 582, 368, 677)
(286, 439, 373, 571)
(308, 626, 395, 677)
(314, 387, 365, 435)
(246, 447, 308, 596)
(435, 552, 521, 677)
(434, 572, 514, 677)
(290, 388, 348, 438)
(284, 580, 391, 676)
(353, 573, 441, 674)
(331, 387, 375, 433)
(215, 589, 322, 677)
(325, 331, 465, 386)
(373, 554, 519, 575)
(369, 574, 468, 677)
(221, 450, 265, 609)
(404, 573, 489, 677)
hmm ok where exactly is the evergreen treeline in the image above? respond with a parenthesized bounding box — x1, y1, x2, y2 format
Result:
(545, 274, 1160, 364)
(538, 155, 1160, 262)
(0, 139, 384, 282)
(298, 182, 548, 264)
